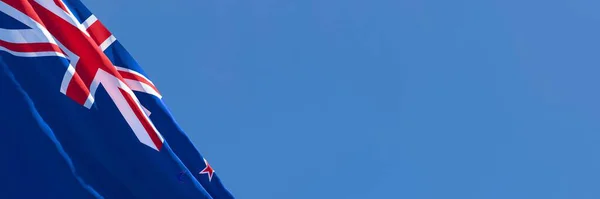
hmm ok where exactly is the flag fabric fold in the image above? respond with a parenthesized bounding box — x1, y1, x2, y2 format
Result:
(0, 59, 103, 199)
(0, 0, 233, 198)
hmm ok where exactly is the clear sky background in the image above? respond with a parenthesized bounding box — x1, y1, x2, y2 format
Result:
(83, 0, 600, 198)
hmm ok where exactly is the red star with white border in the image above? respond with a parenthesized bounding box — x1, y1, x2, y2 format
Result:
(199, 158, 215, 181)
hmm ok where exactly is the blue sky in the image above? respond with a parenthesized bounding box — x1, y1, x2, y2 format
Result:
(83, 0, 600, 198)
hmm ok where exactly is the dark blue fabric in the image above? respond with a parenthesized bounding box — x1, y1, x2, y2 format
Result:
(0, 60, 101, 199)
(0, 10, 29, 29)
(0, 48, 213, 199)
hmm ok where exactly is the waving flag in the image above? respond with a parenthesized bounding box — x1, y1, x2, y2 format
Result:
(0, 0, 234, 198)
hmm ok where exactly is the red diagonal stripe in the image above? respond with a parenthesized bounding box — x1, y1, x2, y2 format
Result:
(119, 88, 163, 150)
(2, 0, 43, 25)
(87, 21, 111, 46)
(53, 0, 69, 14)
(118, 71, 160, 95)
(0, 39, 63, 54)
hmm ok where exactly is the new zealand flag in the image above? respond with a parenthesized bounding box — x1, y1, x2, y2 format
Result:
(0, 0, 234, 198)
